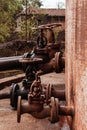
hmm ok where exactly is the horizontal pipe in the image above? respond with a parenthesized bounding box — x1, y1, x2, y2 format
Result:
(17, 89, 29, 96)
(0, 88, 65, 100)
(0, 92, 10, 99)
(19, 104, 74, 121)
(52, 89, 65, 100)
(59, 106, 74, 116)
(0, 89, 29, 99)
(21, 105, 74, 117)
(0, 55, 23, 71)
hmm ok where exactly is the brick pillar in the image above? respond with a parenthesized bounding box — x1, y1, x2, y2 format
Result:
(66, 0, 87, 129)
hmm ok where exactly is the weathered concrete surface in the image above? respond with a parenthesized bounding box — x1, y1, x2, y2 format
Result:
(0, 98, 60, 130)
(66, 0, 87, 130)
(41, 72, 65, 85)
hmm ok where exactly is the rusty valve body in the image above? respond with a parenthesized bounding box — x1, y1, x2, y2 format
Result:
(17, 80, 74, 124)
(17, 80, 45, 122)
(17, 95, 74, 123)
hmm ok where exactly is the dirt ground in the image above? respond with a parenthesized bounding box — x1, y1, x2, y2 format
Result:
(0, 72, 70, 130)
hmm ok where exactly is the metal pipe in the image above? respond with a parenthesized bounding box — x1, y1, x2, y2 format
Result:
(0, 89, 65, 100)
(0, 92, 10, 99)
(0, 90, 29, 100)
(52, 89, 65, 100)
(59, 106, 74, 116)
(17, 89, 29, 97)
(0, 56, 23, 71)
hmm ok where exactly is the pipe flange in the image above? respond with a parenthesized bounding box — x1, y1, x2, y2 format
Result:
(50, 97, 59, 123)
(10, 83, 19, 109)
(55, 98, 59, 121)
(17, 96, 21, 123)
(46, 84, 52, 104)
(55, 52, 61, 73)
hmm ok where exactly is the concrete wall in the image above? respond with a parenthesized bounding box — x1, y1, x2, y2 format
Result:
(66, 0, 87, 129)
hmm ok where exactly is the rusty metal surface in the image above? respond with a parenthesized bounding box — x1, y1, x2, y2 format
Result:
(33, 23, 62, 30)
(66, 0, 87, 129)
(16, 78, 73, 125)
(17, 79, 45, 122)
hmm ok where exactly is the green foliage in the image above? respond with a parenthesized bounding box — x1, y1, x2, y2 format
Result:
(29, 0, 43, 7)
(0, 0, 43, 43)
(0, 24, 10, 42)
(0, 0, 23, 43)
(17, 0, 43, 41)
(19, 14, 38, 41)
(21, 0, 43, 7)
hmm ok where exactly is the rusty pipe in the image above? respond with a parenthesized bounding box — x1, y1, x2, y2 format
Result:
(16, 89, 29, 97)
(0, 85, 65, 100)
(45, 85, 65, 104)
(31, 105, 74, 121)
(0, 52, 65, 73)
(52, 89, 65, 100)
(59, 106, 74, 116)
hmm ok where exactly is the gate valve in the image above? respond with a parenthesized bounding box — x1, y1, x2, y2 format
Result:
(17, 80, 45, 123)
